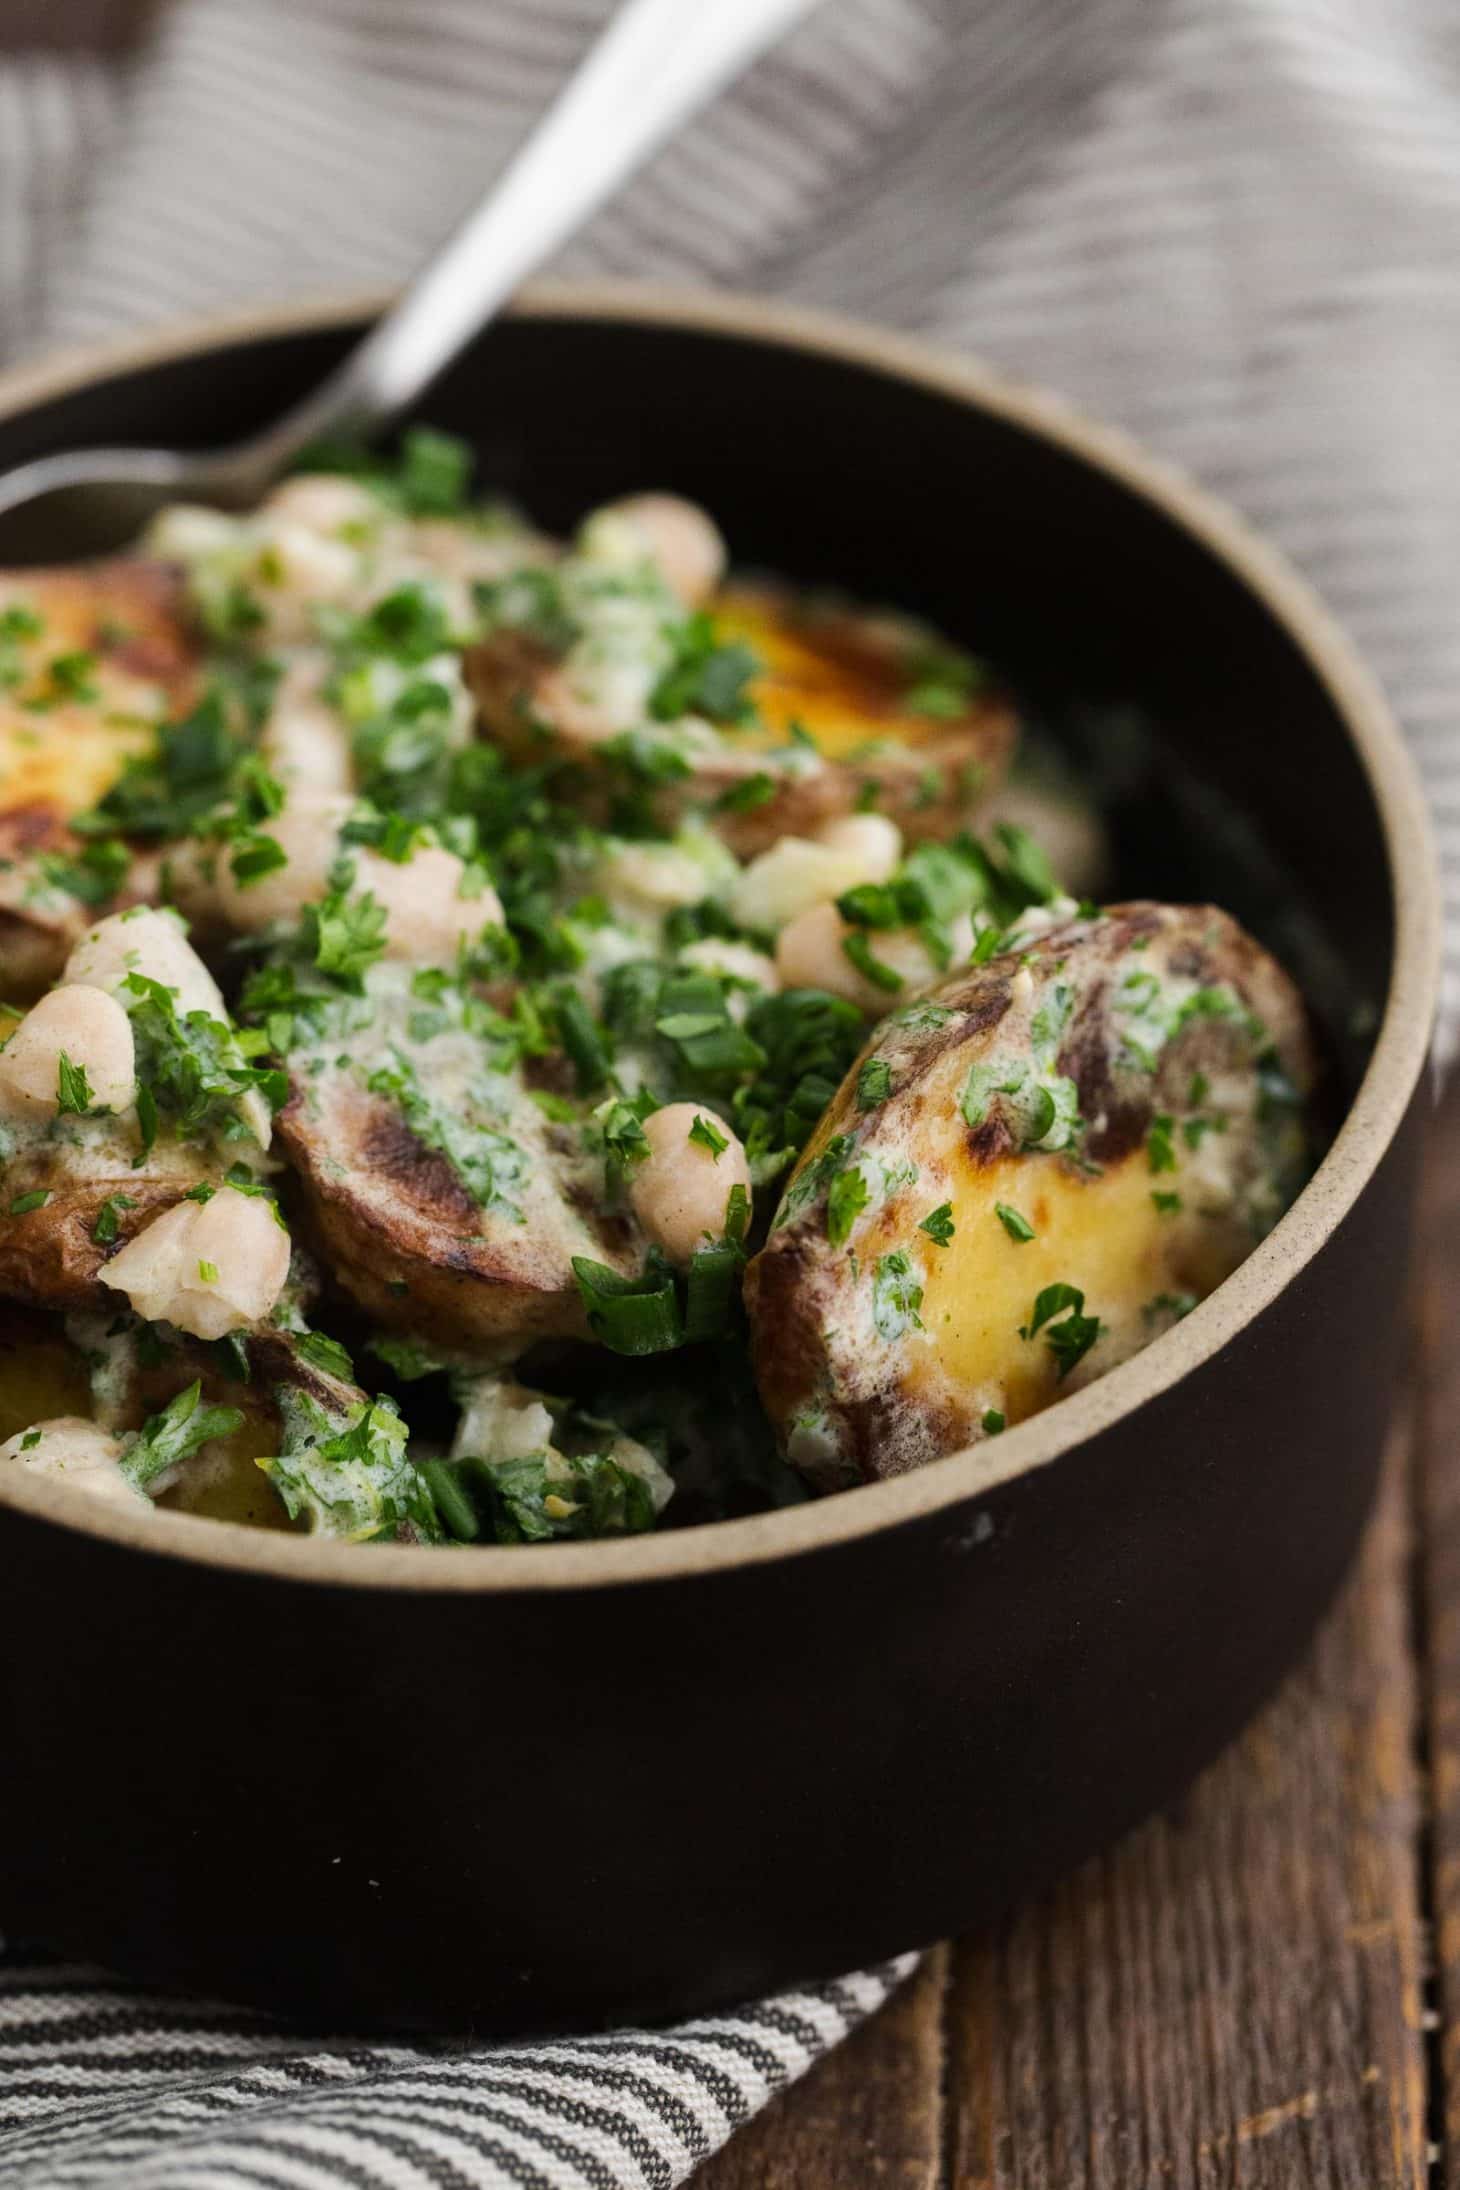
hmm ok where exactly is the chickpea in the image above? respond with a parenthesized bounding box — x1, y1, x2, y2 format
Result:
(258, 659, 355, 794)
(100, 1185, 291, 1341)
(262, 473, 383, 537)
(0, 1417, 142, 1509)
(64, 906, 228, 1025)
(728, 815, 904, 935)
(629, 1102, 752, 1268)
(0, 983, 135, 1116)
(360, 844, 505, 965)
(582, 494, 727, 607)
(213, 794, 354, 932)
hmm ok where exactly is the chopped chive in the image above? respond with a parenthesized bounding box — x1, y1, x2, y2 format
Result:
(92, 1192, 137, 1244)
(8, 1190, 49, 1215)
(571, 1256, 683, 1356)
(684, 1243, 742, 1342)
(420, 1459, 481, 1542)
(841, 929, 904, 993)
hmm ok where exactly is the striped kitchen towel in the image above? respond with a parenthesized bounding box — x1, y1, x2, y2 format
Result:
(0, 1941, 917, 2185)
(0, 3, 1454, 2184)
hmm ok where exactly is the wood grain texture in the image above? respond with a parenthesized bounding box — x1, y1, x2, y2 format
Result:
(1416, 1080, 1460, 2189)
(942, 1411, 1426, 2189)
(693, 1948, 947, 2190)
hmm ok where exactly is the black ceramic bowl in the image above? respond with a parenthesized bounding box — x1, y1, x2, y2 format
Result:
(0, 289, 1439, 2033)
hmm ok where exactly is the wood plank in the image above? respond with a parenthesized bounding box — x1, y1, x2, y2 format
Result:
(691, 1947, 947, 2190)
(943, 1415, 1427, 2189)
(1414, 1081, 1460, 2188)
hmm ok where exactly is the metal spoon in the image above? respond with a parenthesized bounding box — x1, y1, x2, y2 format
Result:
(0, 0, 821, 557)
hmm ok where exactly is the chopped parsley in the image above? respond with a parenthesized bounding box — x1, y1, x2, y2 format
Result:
(826, 1163, 870, 1248)
(919, 1202, 956, 1246)
(1019, 1282, 1101, 1379)
(1146, 1113, 1178, 1174)
(872, 1250, 924, 1343)
(91, 1192, 136, 1244)
(994, 1201, 1035, 1243)
(650, 612, 760, 725)
(120, 1381, 244, 1492)
(688, 1112, 729, 1159)
(856, 1057, 894, 1110)
(55, 1053, 95, 1116)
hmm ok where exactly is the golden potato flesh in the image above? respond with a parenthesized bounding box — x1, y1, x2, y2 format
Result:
(0, 561, 199, 820)
(744, 902, 1317, 1490)
(467, 574, 1016, 858)
(0, 561, 201, 998)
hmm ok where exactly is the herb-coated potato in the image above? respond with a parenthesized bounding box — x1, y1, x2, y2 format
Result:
(745, 902, 1317, 1489)
(467, 574, 1017, 859)
(277, 1035, 643, 1352)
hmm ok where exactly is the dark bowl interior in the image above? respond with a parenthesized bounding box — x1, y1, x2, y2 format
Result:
(0, 299, 1424, 2032)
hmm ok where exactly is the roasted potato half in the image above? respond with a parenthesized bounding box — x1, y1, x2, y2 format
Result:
(0, 1122, 207, 1313)
(745, 902, 1317, 1489)
(467, 574, 1017, 858)
(278, 1029, 643, 1353)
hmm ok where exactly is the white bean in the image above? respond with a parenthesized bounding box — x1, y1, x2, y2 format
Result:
(252, 522, 361, 642)
(628, 1102, 751, 1268)
(64, 906, 226, 1023)
(358, 844, 505, 965)
(677, 938, 779, 996)
(213, 794, 353, 932)
(813, 813, 903, 874)
(728, 815, 903, 935)
(582, 494, 726, 607)
(258, 658, 355, 793)
(776, 902, 974, 1013)
(0, 1417, 142, 1509)
(262, 474, 383, 536)
(100, 1185, 291, 1340)
(0, 984, 134, 1116)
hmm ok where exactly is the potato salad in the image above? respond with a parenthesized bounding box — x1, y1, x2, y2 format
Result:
(0, 431, 1317, 1543)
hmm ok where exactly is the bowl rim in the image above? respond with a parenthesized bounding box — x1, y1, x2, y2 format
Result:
(0, 280, 1441, 1591)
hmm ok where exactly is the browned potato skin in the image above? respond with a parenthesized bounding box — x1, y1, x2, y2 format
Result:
(466, 582, 1018, 857)
(0, 562, 201, 997)
(277, 1071, 642, 1353)
(745, 902, 1317, 1491)
(0, 1142, 202, 1314)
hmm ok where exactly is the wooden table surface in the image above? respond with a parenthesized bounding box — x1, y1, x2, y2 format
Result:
(693, 1079, 1458, 2190)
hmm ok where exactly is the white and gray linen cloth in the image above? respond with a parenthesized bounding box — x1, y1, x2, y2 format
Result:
(0, 0, 1457, 2183)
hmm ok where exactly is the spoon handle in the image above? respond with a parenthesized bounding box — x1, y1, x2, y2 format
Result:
(227, 0, 821, 485)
